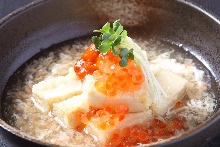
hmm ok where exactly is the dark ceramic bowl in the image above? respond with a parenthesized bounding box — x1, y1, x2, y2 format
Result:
(0, 0, 219, 146)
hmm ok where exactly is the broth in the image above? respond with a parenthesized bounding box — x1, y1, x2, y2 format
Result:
(2, 37, 216, 146)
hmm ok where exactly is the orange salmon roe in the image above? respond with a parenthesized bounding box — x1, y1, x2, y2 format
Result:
(74, 43, 100, 79)
(74, 44, 145, 97)
(75, 105, 129, 131)
(175, 101, 184, 109)
(75, 111, 91, 124)
(106, 118, 187, 146)
(75, 124, 85, 132)
(94, 51, 144, 96)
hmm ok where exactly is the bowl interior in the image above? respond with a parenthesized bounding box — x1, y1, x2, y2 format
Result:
(0, 0, 219, 146)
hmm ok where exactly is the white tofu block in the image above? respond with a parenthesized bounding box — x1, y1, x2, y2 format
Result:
(86, 111, 152, 145)
(32, 68, 82, 112)
(151, 70, 187, 116)
(50, 75, 93, 129)
(51, 75, 152, 130)
(52, 94, 89, 129)
(84, 75, 152, 113)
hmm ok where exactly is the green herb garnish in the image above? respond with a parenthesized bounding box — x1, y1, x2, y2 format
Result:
(92, 19, 134, 67)
(92, 19, 168, 105)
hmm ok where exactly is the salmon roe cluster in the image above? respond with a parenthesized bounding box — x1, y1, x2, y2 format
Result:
(106, 117, 187, 147)
(74, 43, 100, 79)
(75, 104, 129, 131)
(74, 43, 145, 96)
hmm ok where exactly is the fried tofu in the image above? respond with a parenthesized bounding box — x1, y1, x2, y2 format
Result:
(51, 75, 96, 128)
(51, 75, 152, 130)
(151, 70, 188, 116)
(52, 94, 89, 129)
(84, 75, 152, 113)
(32, 68, 83, 112)
(86, 111, 152, 145)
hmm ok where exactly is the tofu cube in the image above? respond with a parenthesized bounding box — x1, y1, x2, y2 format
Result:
(51, 75, 94, 129)
(151, 70, 187, 116)
(86, 111, 152, 145)
(52, 94, 89, 129)
(32, 68, 82, 112)
(84, 75, 152, 113)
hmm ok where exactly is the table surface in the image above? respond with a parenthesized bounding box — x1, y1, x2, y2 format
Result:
(0, 0, 219, 147)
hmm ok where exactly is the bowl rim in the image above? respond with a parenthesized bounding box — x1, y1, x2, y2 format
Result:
(0, 0, 47, 26)
(0, 0, 219, 146)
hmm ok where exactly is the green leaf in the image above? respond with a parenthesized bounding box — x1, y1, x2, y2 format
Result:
(102, 33, 112, 43)
(93, 30, 101, 33)
(121, 30, 127, 38)
(113, 21, 121, 32)
(119, 58, 128, 67)
(119, 48, 128, 58)
(99, 35, 103, 41)
(128, 49, 133, 53)
(128, 49, 134, 60)
(113, 36, 121, 46)
(100, 22, 110, 33)
(92, 20, 135, 67)
(114, 19, 120, 23)
(92, 36, 100, 49)
(115, 26, 123, 35)
(109, 28, 114, 34)
(98, 43, 111, 53)
(112, 46, 119, 57)
(109, 34, 117, 41)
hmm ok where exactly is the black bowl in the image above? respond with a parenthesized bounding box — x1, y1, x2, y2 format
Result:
(0, 0, 219, 146)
